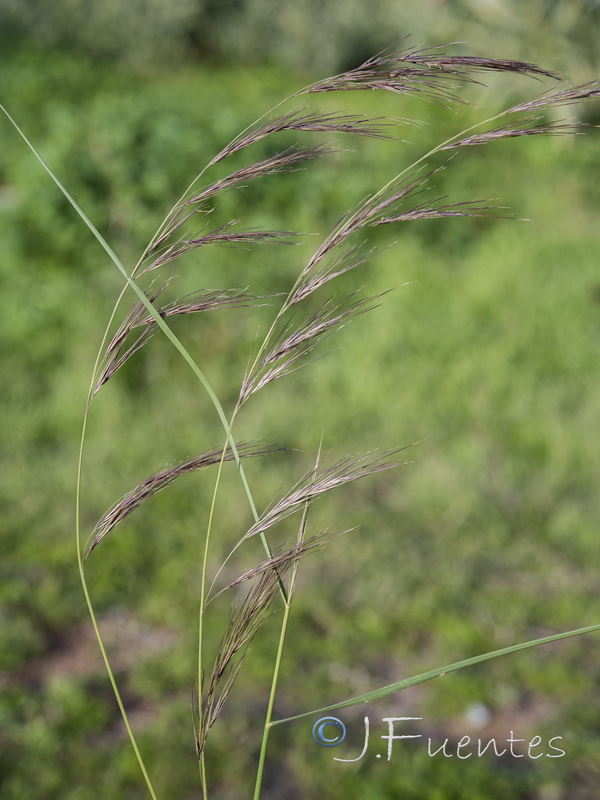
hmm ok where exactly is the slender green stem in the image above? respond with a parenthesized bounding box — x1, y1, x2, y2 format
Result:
(76, 506, 158, 799)
(253, 498, 311, 800)
(197, 428, 230, 796)
(252, 597, 293, 800)
(199, 754, 208, 800)
(196, 403, 292, 795)
(75, 373, 158, 797)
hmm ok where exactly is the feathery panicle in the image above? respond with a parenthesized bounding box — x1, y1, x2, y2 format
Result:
(402, 53, 557, 79)
(209, 47, 555, 165)
(302, 165, 445, 270)
(180, 226, 299, 248)
(200, 563, 292, 753)
(288, 162, 493, 306)
(141, 45, 559, 278)
(136, 287, 268, 326)
(95, 287, 265, 393)
(331, 162, 472, 229)
(94, 282, 169, 394)
(85, 443, 275, 559)
(210, 108, 397, 165)
(143, 221, 299, 273)
(238, 163, 495, 401)
(263, 293, 383, 362)
(242, 448, 411, 541)
(222, 533, 332, 593)
(95, 327, 154, 395)
(239, 292, 384, 405)
(187, 144, 334, 205)
(200, 483, 329, 754)
(142, 47, 559, 278)
(144, 206, 199, 261)
(444, 117, 585, 149)
(304, 44, 557, 102)
(288, 243, 382, 306)
(368, 197, 503, 225)
(142, 146, 325, 270)
(507, 81, 600, 114)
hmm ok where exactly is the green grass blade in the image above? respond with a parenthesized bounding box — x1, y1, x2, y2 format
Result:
(269, 623, 600, 726)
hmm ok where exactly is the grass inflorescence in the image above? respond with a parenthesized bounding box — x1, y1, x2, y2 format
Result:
(3, 37, 600, 799)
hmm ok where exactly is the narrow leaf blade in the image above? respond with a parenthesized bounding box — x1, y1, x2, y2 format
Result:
(269, 623, 600, 726)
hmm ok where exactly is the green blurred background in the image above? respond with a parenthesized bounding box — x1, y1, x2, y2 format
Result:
(1, 1, 600, 798)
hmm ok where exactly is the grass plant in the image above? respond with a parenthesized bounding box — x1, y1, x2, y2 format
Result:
(3, 40, 600, 799)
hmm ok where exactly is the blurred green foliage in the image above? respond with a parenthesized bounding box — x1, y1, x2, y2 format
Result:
(1, 24, 600, 800)
(2, 0, 600, 77)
